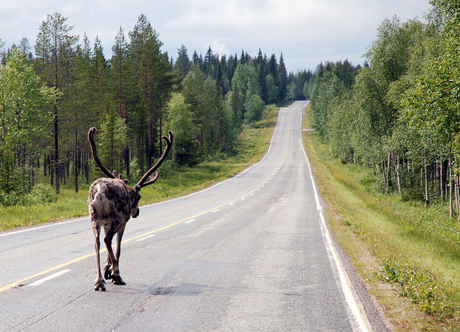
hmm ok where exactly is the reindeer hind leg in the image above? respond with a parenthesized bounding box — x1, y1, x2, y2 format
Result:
(93, 222, 106, 291)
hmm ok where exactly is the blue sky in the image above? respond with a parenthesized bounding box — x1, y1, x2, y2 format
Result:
(0, 0, 433, 72)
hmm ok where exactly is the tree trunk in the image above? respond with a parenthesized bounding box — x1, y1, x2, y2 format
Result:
(449, 156, 453, 218)
(54, 47, 60, 194)
(74, 115, 79, 193)
(424, 155, 429, 208)
(85, 144, 89, 185)
(159, 117, 163, 156)
(50, 154, 54, 186)
(457, 178, 460, 220)
(124, 147, 130, 178)
(381, 160, 388, 189)
(394, 152, 401, 195)
(440, 160, 444, 201)
(387, 153, 392, 189)
(454, 177, 459, 218)
(44, 153, 47, 176)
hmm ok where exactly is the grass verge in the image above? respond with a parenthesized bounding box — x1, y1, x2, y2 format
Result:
(302, 104, 460, 331)
(0, 105, 278, 232)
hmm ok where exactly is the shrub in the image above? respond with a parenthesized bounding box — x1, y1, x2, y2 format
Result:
(0, 184, 56, 207)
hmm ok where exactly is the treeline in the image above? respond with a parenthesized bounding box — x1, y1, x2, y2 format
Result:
(309, 0, 460, 217)
(0, 12, 299, 201)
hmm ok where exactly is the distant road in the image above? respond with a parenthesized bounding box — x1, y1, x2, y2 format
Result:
(0, 101, 388, 331)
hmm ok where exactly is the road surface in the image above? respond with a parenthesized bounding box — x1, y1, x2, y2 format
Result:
(0, 101, 388, 331)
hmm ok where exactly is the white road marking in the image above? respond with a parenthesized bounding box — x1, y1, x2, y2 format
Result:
(212, 209, 219, 213)
(29, 269, 71, 286)
(185, 219, 196, 224)
(0, 217, 89, 238)
(137, 234, 156, 241)
(301, 109, 371, 332)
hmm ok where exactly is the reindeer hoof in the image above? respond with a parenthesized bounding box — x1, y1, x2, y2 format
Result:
(95, 279, 106, 291)
(103, 264, 112, 280)
(111, 275, 126, 285)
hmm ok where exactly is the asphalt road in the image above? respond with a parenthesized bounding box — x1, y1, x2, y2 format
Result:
(0, 101, 389, 331)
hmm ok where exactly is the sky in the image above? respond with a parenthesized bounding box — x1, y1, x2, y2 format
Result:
(0, 0, 433, 73)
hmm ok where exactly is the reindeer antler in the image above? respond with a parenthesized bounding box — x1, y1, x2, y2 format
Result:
(88, 127, 116, 179)
(137, 130, 173, 188)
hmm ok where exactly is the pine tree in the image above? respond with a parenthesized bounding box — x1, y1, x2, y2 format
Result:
(34, 12, 78, 194)
(204, 46, 213, 75)
(128, 15, 174, 173)
(176, 44, 190, 78)
(258, 60, 268, 103)
(277, 53, 288, 100)
(110, 27, 130, 175)
(72, 35, 93, 191)
(18, 38, 33, 60)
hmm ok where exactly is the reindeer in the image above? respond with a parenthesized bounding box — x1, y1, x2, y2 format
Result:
(87, 127, 173, 291)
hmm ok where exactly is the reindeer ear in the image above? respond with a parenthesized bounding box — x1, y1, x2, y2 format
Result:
(119, 174, 129, 183)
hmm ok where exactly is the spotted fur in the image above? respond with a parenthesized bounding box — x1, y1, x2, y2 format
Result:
(88, 178, 141, 291)
(87, 127, 173, 291)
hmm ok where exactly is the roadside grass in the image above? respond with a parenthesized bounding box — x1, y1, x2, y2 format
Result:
(302, 104, 460, 331)
(0, 105, 278, 232)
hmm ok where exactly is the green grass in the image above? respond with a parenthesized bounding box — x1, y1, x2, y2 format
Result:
(0, 106, 278, 232)
(302, 104, 460, 331)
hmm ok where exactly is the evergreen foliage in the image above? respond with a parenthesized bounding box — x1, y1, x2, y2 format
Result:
(0, 12, 292, 204)
(0, 48, 58, 196)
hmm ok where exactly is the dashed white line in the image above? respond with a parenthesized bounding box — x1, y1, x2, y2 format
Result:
(137, 234, 156, 241)
(212, 209, 219, 213)
(185, 219, 196, 224)
(29, 269, 71, 286)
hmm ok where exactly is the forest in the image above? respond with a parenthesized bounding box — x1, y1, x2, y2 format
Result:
(0, 12, 311, 204)
(308, 0, 460, 218)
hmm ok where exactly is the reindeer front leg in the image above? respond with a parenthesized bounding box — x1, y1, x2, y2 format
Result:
(115, 224, 125, 263)
(103, 223, 125, 280)
(112, 225, 126, 285)
(103, 255, 112, 280)
(106, 223, 126, 285)
(103, 230, 125, 285)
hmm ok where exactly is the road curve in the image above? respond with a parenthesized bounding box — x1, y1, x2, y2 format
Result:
(0, 101, 388, 331)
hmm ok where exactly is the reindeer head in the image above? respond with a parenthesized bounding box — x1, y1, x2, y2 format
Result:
(88, 127, 173, 218)
(128, 185, 141, 218)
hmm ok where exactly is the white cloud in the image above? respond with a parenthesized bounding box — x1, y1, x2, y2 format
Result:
(0, 0, 433, 71)
(204, 39, 229, 57)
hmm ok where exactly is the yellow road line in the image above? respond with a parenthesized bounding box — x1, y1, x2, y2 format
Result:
(0, 252, 95, 293)
(0, 111, 293, 293)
